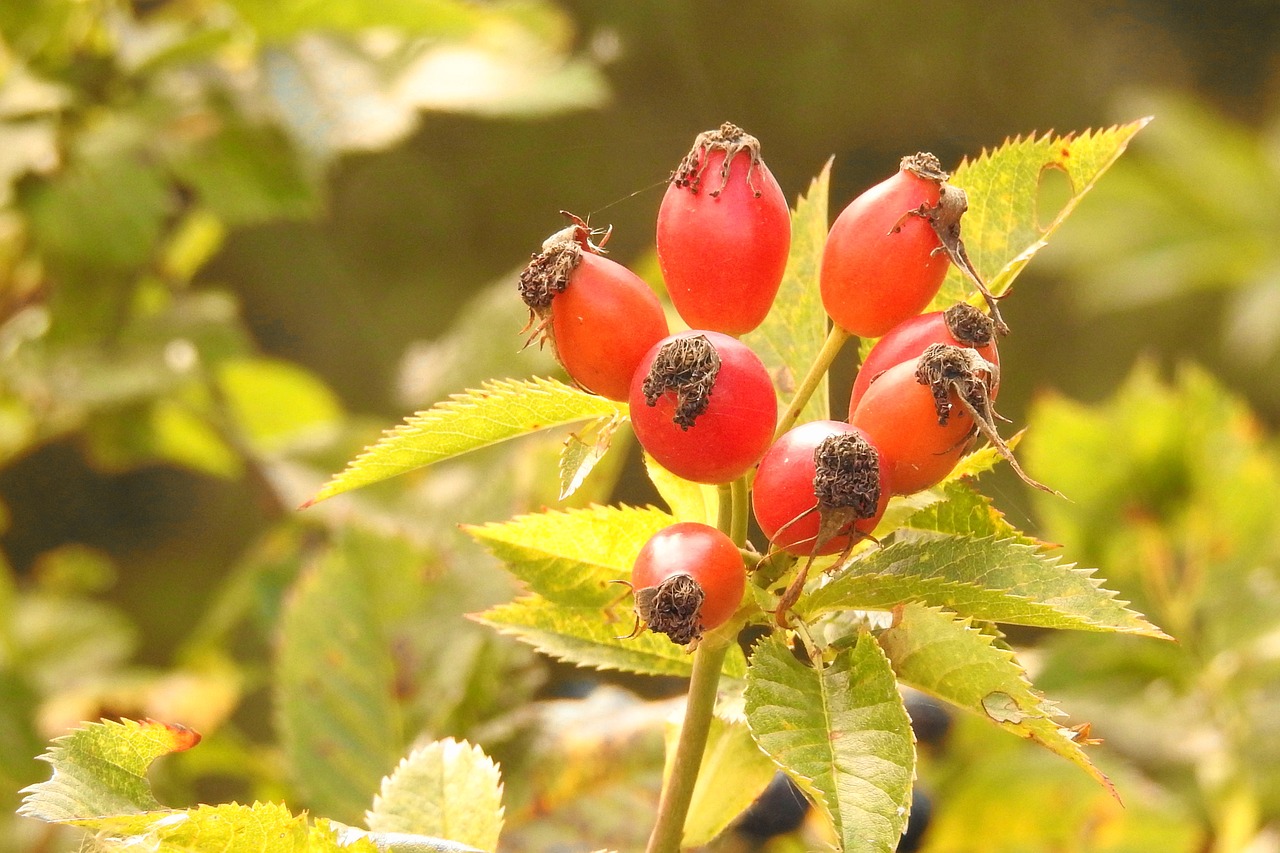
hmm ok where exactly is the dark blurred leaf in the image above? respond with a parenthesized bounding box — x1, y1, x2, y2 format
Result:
(168, 121, 320, 226)
(276, 536, 403, 824)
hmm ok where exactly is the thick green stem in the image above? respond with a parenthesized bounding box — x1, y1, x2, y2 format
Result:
(774, 325, 851, 440)
(644, 638, 731, 853)
(645, 476, 749, 853)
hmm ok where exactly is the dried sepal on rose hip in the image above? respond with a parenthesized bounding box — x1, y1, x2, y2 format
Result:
(629, 330, 776, 484)
(752, 421, 890, 558)
(517, 213, 668, 402)
(752, 421, 891, 626)
(630, 522, 744, 646)
(657, 122, 791, 335)
(851, 343, 1057, 496)
(850, 302, 1001, 411)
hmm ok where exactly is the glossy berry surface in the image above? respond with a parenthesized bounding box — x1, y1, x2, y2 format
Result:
(519, 221, 668, 402)
(629, 330, 777, 484)
(550, 252, 669, 401)
(849, 303, 1000, 411)
(820, 153, 950, 338)
(631, 521, 744, 644)
(849, 357, 975, 495)
(752, 420, 890, 556)
(657, 124, 791, 335)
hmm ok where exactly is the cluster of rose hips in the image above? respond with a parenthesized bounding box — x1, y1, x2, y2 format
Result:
(519, 123, 1014, 647)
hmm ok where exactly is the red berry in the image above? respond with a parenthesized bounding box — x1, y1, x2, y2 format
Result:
(629, 330, 776, 485)
(849, 344, 997, 495)
(820, 153, 951, 338)
(657, 123, 791, 335)
(631, 521, 744, 645)
(752, 420, 890, 556)
(518, 217, 668, 401)
(849, 303, 1000, 412)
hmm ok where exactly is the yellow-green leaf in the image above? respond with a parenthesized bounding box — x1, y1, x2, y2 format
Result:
(879, 604, 1114, 796)
(744, 159, 833, 425)
(368, 739, 504, 852)
(307, 378, 624, 505)
(671, 713, 777, 847)
(744, 633, 915, 852)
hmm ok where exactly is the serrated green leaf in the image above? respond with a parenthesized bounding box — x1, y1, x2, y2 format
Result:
(643, 453, 718, 525)
(672, 714, 777, 847)
(744, 633, 914, 852)
(932, 120, 1150, 308)
(367, 739, 504, 852)
(276, 539, 403, 824)
(901, 480, 1035, 544)
(800, 534, 1167, 638)
(308, 378, 624, 504)
(464, 504, 676, 607)
(879, 604, 1113, 796)
(19, 718, 201, 822)
(330, 821, 486, 852)
(744, 158, 833, 425)
(79, 802, 313, 850)
(474, 595, 747, 680)
(558, 415, 623, 501)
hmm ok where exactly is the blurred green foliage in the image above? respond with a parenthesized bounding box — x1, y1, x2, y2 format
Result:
(3, 0, 1280, 851)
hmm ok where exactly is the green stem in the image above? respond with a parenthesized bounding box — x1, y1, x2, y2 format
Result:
(774, 325, 851, 440)
(646, 475, 750, 853)
(644, 639, 731, 853)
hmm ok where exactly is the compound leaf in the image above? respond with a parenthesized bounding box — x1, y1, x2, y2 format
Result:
(879, 603, 1114, 796)
(744, 633, 914, 852)
(307, 378, 624, 505)
(799, 534, 1166, 638)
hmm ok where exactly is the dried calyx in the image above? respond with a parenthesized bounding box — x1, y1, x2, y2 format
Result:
(901, 151, 950, 183)
(635, 575, 706, 646)
(641, 334, 722, 429)
(672, 122, 765, 198)
(517, 213, 609, 344)
(943, 302, 996, 348)
(915, 343, 1060, 496)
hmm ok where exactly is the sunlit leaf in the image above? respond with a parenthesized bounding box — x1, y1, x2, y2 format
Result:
(799, 534, 1167, 638)
(307, 378, 625, 505)
(463, 504, 675, 607)
(19, 718, 201, 821)
(474, 595, 748, 680)
(880, 604, 1113, 795)
(368, 739, 504, 852)
(932, 119, 1151, 308)
(643, 453, 718, 526)
(744, 159, 833, 425)
(276, 539, 402, 824)
(744, 633, 914, 852)
(901, 480, 1037, 545)
(558, 415, 623, 501)
(673, 713, 777, 847)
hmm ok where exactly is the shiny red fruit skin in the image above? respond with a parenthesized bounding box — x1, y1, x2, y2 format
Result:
(849, 358, 974, 495)
(631, 522, 744, 633)
(551, 253, 669, 401)
(629, 330, 777, 485)
(657, 150, 791, 335)
(820, 166, 948, 338)
(849, 310, 1000, 411)
(752, 420, 890, 556)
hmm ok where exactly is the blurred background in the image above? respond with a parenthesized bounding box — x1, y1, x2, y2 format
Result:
(3, 1, 1280, 851)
